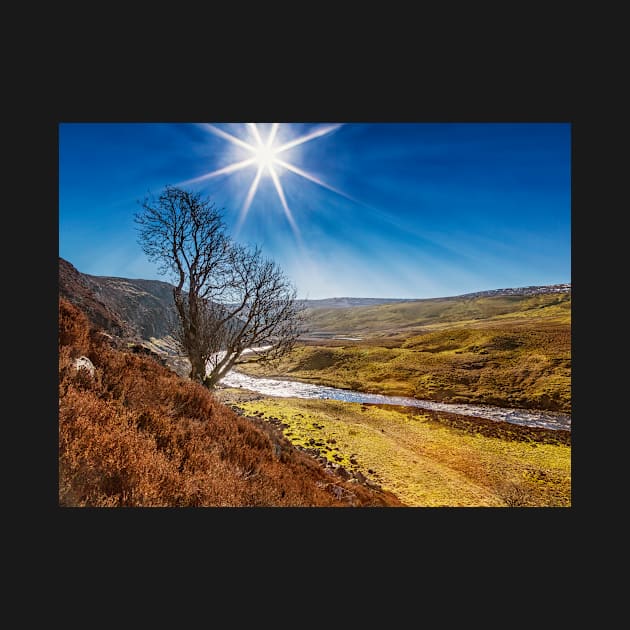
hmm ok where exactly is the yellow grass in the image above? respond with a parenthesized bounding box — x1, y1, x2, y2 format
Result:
(234, 397, 571, 507)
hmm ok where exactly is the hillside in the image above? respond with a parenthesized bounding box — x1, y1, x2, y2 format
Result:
(239, 291, 572, 413)
(59, 257, 131, 338)
(304, 291, 571, 337)
(59, 257, 178, 342)
(299, 297, 415, 309)
(58, 298, 402, 507)
(300, 284, 570, 312)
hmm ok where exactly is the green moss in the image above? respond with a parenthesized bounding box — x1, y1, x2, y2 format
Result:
(234, 397, 571, 507)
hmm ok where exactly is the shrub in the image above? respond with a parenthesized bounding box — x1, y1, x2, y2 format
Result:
(58, 298, 401, 508)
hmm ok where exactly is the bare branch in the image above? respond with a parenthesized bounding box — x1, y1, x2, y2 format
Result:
(135, 186, 302, 388)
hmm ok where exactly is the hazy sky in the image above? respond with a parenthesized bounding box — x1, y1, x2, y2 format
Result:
(59, 122, 570, 299)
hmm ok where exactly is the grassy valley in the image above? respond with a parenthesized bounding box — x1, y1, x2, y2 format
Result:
(238, 292, 571, 413)
(219, 290, 572, 506)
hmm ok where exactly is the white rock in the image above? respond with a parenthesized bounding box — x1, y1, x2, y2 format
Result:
(73, 356, 95, 377)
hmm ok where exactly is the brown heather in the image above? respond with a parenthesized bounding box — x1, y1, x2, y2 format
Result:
(58, 298, 402, 507)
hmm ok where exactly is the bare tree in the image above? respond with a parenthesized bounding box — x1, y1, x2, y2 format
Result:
(204, 244, 304, 388)
(135, 186, 302, 387)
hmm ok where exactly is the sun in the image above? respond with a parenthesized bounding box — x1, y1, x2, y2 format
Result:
(254, 143, 277, 172)
(178, 122, 348, 237)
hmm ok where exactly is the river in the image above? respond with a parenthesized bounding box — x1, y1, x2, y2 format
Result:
(220, 370, 571, 431)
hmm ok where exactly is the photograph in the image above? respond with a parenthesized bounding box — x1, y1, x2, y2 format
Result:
(58, 121, 571, 507)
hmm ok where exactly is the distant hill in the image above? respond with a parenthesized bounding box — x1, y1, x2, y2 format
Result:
(299, 297, 416, 309)
(450, 283, 571, 300)
(300, 284, 571, 311)
(303, 289, 571, 337)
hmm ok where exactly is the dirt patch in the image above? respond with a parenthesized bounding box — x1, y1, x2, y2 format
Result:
(213, 386, 267, 404)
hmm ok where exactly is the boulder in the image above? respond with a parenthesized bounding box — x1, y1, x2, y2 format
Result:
(73, 356, 95, 377)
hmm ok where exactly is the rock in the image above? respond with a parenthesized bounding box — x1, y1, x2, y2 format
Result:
(73, 356, 95, 377)
(336, 467, 350, 480)
(327, 484, 356, 503)
(328, 484, 345, 499)
(355, 471, 367, 484)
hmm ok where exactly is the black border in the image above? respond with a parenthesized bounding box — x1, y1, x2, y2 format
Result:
(38, 71, 584, 577)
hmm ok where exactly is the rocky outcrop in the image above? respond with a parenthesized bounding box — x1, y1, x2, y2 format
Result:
(84, 274, 179, 340)
(59, 257, 178, 342)
(59, 258, 131, 338)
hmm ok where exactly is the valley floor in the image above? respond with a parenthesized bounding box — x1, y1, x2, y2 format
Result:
(216, 388, 571, 508)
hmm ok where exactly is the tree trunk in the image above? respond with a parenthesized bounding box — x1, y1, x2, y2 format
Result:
(204, 350, 240, 389)
(189, 351, 207, 384)
(204, 370, 221, 389)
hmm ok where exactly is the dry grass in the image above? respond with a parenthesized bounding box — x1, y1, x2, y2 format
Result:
(245, 292, 571, 413)
(58, 298, 402, 507)
(303, 292, 571, 336)
(240, 322, 571, 413)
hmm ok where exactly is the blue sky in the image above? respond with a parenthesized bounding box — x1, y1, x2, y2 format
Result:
(59, 122, 570, 299)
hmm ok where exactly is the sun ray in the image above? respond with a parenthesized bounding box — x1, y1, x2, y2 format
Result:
(186, 123, 350, 237)
(274, 123, 343, 154)
(268, 165, 300, 237)
(177, 157, 257, 186)
(267, 122, 279, 147)
(202, 124, 256, 152)
(248, 123, 264, 147)
(274, 158, 355, 200)
(235, 166, 264, 234)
